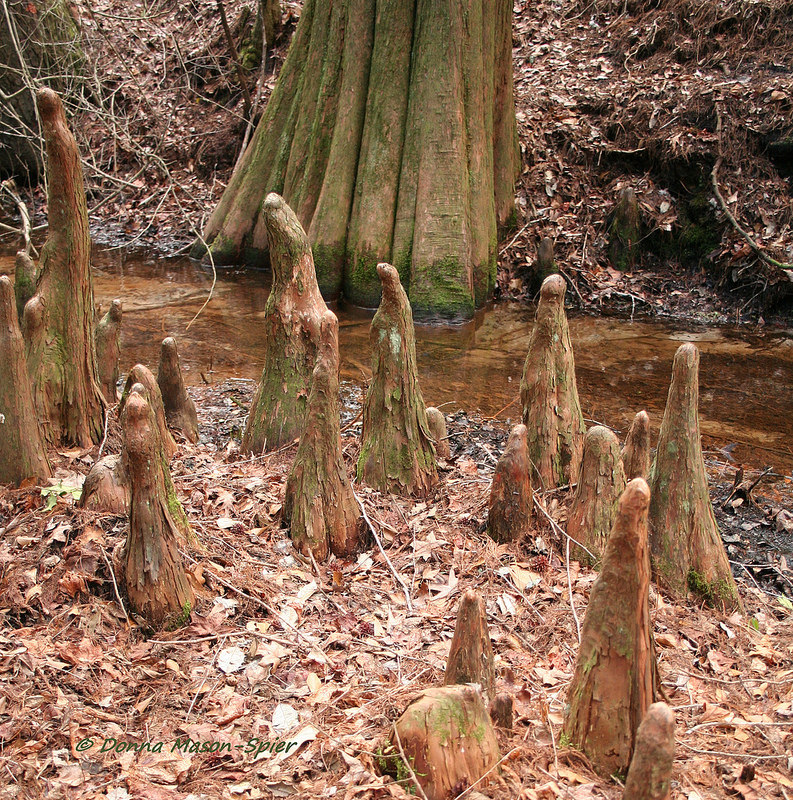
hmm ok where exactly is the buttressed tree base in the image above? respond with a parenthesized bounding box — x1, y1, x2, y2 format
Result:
(648, 343, 741, 611)
(488, 423, 533, 544)
(357, 264, 437, 496)
(242, 193, 327, 454)
(520, 274, 585, 489)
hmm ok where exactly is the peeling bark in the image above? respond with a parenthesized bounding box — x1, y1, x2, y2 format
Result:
(158, 337, 199, 443)
(623, 702, 675, 800)
(357, 264, 437, 496)
(648, 343, 741, 611)
(622, 410, 651, 481)
(283, 310, 362, 559)
(242, 194, 328, 453)
(563, 478, 659, 779)
(520, 274, 585, 489)
(121, 365, 177, 461)
(95, 300, 122, 404)
(488, 423, 533, 543)
(425, 406, 450, 459)
(567, 425, 626, 566)
(444, 589, 496, 699)
(0, 275, 50, 485)
(23, 89, 105, 447)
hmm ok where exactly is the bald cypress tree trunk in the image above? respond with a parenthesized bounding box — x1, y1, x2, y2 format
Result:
(191, 0, 519, 321)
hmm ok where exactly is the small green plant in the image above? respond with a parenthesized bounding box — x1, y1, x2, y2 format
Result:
(165, 601, 192, 631)
(374, 743, 425, 795)
(559, 730, 572, 748)
(41, 482, 82, 509)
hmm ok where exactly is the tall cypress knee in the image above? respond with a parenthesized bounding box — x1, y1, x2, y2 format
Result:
(96, 300, 123, 403)
(567, 425, 626, 566)
(444, 589, 496, 700)
(357, 263, 437, 496)
(121, 365, 177, 461)
(622, 410, 651, 481)
(648, 343, 740, 611)
(0, 276, 51, 485)
(609, 187, 641, 271)
(242, 194, 328, 454)
(520, 274, 585, 489)
(283, 310, 362, 559)
(23, 88, 105, 446)
(122, 386, 194, 627)
(563, 478, 659, 779)
(158, 337, 199, 443)
(623, 702, 675, 800)
(488, 423, 533, 543)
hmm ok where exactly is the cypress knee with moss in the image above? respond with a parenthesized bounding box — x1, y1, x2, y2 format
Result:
(609, 187, 641, 271)
(444, 589, 496, 699)
(283, 310, 362, 559)
(622, 410, 651, 481)
(567, 425, 626, 566)
(563, 478, 659, 779)
(520, 274, 585, 489)
(23, 89, 105, 447)
(357, 264, 437, 496)
(121, 385, 194, 628)
(0, 275, 51, 485)
(121, 365, 177, 460)
(487, 423, 533, 543)
(96, 300, 122, 404)
(158, 337, 199, 443)
(14, 250, 36, 324)
(648, 343, 741, 611)
(242, 194, 328, 454)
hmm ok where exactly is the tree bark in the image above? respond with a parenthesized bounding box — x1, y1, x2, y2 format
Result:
(609, 187, 641, 271)
(444, 589, 496, 700)
(357, 263, 437, 496)
(78, 453, 129, 515)
(520, 274, 586, 489)
(0, 275, 50, 485)
(425, 407, 450, 460)
(386, 686, 500, 800)
(22, 88, 105, 447)
(488, 423, 533, 544)
(567, 425, 626, 566)
(283, 310, 362, 560)
(14, 250, 36, 323)
(95, 299, 122, 404)
(121, 386, 194, 628)
(121, 365, 177, 461)
(622, 410, 651, 481)
(241, 193, 328, 454)
(563, 478, 659, 779)
(623, 702, 675, 800)
(648, 343, 741, 611)
(158, 337, 199, 444)
(191, 0, 519, 321)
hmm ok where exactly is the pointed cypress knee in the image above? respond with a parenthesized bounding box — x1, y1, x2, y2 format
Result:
(357, 263, 437, 496)
(122, 385, 194, 628)
(0, 276, 50, 485)
(622, 410, 651, 481)
(96, 300, 122, 403)
(242, 194, 327, 453)
(520, 274, 585, 489)
(121, 365, 177, 460)
(531, 236, 557, 293)
(563, 478, 659, 779)
(488, 423, 533, 543)
(283, 310, 362, 560)
(567, 425, 626, 566)
(425, 407, 451, 459)
(609, 187, 641, 271)
(648, 343, 740, 611)
(444, 589, 496, 700)
(14, 250, 36, 324)
(623, 702, 675, 800)
(158, 337, 199, 443)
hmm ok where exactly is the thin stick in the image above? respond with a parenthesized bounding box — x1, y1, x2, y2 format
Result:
(352, 489, 413, 612)
(100, 547, 130, 626)
(186, 634, 227, 720)
(453, 747, 520, 799)
(392, 725, 430, 800)
(97, 402, 115, 460)
(565, 533, 582, 644)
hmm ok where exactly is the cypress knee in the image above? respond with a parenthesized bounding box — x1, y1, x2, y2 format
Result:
(0, 275, 51, 485)
(648, 343, 740, 611)
(609, 187, 641, 271)
(122, 386, 194, 627)
(158, 337, 199, 443)
(444, 589, 496, 700)
(622, 410, 651, 481)
(425, 406, 450, 459)
(96, 300, 122, 403)
(520, 274, 585, 489)
(567, 425, 626, 566)
(563, 478, 659, 779)
(283, 310, 362, 559)
(14, 250, 36, 324)
(532, 236, 557, 293)
(623, 702, 675, 800)
(79, 454, 129, 515)
(242, 193, 327, 453)
(23, 88, 105, 447)
(357, 263, 437, 496)
(487, 423, 532, 544)
(121, 365, 177, 460)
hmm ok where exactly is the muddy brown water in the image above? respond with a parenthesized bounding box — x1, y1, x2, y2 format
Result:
(3, 246, 792, 474)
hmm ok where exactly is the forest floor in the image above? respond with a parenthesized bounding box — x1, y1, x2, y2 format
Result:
(1, 0, 792, 323)
(0, 384, 792, 800)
